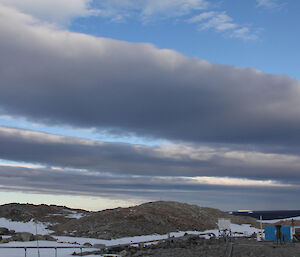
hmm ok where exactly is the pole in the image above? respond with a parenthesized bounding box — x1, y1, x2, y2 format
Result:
(229, 243, 234, 257)
(35, 221, 40, 257)
(260, 215, 263, 241)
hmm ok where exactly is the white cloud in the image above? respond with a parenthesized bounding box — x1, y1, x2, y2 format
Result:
(186, 11, 216, 23)
(0, 126, 101, 146)
(198, 12, 237, 31)
(0, 162, 45, 169)
(188, 11, 257, 40)
(256, 0, 283, 9)
(141, 0, 209, 21)
(0, 0, 258, 41)
(93, 1, 258, 40)
(94, 0, 209, 22)
(231, 27, 258, 40)
(186, 176, 290, 187)
(0, 0, 98, 25)
(147, 144, 300, 170)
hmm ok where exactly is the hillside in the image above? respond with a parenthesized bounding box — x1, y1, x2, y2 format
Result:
(0, 203, 89, 225)
(0, 201, 296, 257)
(0, 201, 258, 239)
(49, 201, 258, 239)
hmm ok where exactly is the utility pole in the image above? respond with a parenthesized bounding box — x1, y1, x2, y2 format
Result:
(35, 221, 40, 257)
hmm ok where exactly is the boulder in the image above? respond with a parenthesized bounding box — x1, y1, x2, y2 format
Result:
(34, 234, 56, 241)
(119, 249, 128, 256)
(12, 232, 34, 242)
(0, 227, 10, 235)
(93, 243, 106, 249)
(1, 238, 10, 243)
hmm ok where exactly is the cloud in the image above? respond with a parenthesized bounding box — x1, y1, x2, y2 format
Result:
(188, 12, 237, 31)
(0, 163, 298, 210)
(1, 126, 300, 184)
(93, 0, 209, 22)
(231, 27, 258, 40)
(256, 0, 284, 9)
(0, 0, 209, 24)
(187, 11, 258, 40)
(93, 1, 258, 40)
(187, 176, 289, 187)
(0, 4, 299, 148)
(0, 1, 259, 41)
(187, 11, 216, 23)
(0, 2, 298, 211)
(0, 0, 98, 25)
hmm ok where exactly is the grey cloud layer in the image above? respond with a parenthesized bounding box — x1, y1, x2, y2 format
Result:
(1, 126, 300, 182)
(1, 5, 300, 147)
(0, 0, 96, 24)
(0, 164, 299, 210)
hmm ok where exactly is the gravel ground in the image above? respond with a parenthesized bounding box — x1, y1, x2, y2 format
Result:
(231, 240, 300, 257)
(81, 235, 300, 257)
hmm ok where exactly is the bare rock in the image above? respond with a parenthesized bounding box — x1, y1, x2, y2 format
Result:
(12, 232, 34, 242)
(34, 234, 56, 241)
(93, 243, 106, 249)
(0, 227, 10, 235)
(50, 201, 258, 239)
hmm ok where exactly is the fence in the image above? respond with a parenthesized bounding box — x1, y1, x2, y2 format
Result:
(0, 246, 88, 257)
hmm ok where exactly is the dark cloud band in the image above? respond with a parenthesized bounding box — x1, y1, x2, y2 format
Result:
(0, 5, 299, 147)
(0, 126, 300, 182)
(0, 164, 299, 210)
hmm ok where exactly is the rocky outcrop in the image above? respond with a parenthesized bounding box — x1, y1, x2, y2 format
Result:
(51, 201, 258, 239)
(0, 227, 14, 235)
(0, 203, 89, 224)
(0, 201, 258, 240)
(11, 232, 35, 242)
(1, 232, 56, 243)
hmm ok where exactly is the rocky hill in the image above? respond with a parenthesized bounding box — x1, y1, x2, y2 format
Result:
(0, 201, 258, 239)
(50, 201, 258, 239)
(0, 203, 89, 225)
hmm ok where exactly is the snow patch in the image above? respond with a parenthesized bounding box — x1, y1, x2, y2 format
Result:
(63, 209, 86, 219)
(2, 240, 118, 257)
(54, 223, 259, 246)
(66, 213, 85, 219)
(0, 218, 53, 235)
(0, 218, 260, 256)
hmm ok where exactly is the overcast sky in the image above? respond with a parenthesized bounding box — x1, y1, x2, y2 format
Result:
(0, 0, 299, 211)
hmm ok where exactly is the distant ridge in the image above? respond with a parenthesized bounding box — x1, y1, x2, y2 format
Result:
(231, 210, 300, 220)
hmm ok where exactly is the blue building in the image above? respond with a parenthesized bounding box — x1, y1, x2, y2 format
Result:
(265, 225, 293, 242)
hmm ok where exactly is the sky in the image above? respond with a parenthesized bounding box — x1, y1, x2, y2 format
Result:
(0, 0, 299, 211)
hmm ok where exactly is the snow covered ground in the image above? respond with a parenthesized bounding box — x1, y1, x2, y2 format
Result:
(46, 210, 86, 220)
(65, 212, 85, 219)
(0, 218, 52, 234)
(0, 217, 260, 257)
(0, 240, 122, 257)
(52, 223, 260, 246)
(1, 240, 96, 257)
